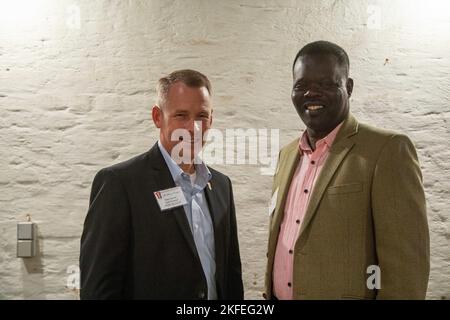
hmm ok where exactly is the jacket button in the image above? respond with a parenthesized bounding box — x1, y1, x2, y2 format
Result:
(262, 292, 267, 299)
(198, 292, 205, 299)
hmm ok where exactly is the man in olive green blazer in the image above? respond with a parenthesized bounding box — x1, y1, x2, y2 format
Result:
(264, 41, 429, 300)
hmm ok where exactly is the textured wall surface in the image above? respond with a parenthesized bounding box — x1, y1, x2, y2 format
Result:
(0, 0, 449, 299)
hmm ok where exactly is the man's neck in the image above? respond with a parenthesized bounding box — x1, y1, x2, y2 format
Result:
(306, 129, 329, 151)
(306, 120, 346, 151)
(180, 163, 196, 174)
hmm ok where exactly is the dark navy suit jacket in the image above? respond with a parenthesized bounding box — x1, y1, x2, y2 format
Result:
(80, 143, 243, 299)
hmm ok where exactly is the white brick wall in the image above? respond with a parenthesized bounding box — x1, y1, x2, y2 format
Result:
(0, 0, 448, 299)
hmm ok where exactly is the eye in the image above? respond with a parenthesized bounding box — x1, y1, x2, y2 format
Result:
(293, 82, 307, 91)
(196, 113, 209, 120)
(320, 81, 339, 89)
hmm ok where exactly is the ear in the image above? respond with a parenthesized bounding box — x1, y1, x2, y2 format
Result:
(346, 78, 354, 98)
(152, 105, 162, 128)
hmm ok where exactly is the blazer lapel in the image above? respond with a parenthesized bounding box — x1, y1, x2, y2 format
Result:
(298, 114, 359, 238)
(270, 141, 301, 235)
(203, 179, 226, 286)
(147, 143, 200, 260)
(204, 179, 224, 243)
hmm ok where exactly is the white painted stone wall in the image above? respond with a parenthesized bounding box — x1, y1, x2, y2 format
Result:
(0, 0, 448, 299)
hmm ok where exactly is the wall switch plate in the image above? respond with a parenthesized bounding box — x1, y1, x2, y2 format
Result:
(17, 222, 37, 258)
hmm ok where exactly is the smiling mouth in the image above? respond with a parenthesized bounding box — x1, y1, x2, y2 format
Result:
(306, 105, 324, 111)
(303, 101, 326, 111)
(178, 137, 202, 144)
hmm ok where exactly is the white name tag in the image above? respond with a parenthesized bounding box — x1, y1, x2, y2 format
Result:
(154, 186, 187, 211)
(268, 187, 279, 216)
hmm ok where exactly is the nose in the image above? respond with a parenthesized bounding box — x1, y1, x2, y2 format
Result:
(186, 119, 202, 139)
(303, 89, 321, 98)
(185, 119, 194, 136)
(194, 121, 201, 133)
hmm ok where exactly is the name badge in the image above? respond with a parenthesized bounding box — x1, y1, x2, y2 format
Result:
(154, 186, 187, 211)
(268, 187, 279, 216)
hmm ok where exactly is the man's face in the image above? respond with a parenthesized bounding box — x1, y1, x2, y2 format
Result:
(152, 82, 212, 161)
(291, 54, 353, 135)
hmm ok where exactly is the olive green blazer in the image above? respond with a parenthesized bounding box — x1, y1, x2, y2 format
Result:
(264, 114, 430, 299)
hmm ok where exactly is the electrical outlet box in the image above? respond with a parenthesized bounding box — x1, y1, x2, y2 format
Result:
(17, 222, 37, 258)
(17, 240, 36, 257)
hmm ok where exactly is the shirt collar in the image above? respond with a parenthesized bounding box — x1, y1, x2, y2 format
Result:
(299, 121, 344, 152)
(157, 141, 212, 188)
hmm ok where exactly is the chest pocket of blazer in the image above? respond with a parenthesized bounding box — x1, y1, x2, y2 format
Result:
(327, 182, 363, 195)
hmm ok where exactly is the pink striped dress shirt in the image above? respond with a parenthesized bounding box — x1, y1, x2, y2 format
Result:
(272, 123, 343, 300)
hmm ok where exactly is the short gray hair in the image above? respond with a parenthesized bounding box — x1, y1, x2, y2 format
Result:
(156, 69, 212, 107)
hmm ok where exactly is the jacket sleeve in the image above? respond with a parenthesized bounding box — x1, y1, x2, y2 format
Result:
(226, 177, 244, 299)
(80, 168, 131, 299)
(371, 134, 430, 299)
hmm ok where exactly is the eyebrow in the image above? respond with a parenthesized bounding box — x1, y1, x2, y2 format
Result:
(172, 109, 210, 116)
(295, 76, 336, 82)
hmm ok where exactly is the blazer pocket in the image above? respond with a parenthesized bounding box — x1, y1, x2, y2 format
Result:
(327, 182, 363, 195)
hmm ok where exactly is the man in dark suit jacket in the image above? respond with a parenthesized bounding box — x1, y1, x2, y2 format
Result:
(80, 69, 244, 300)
